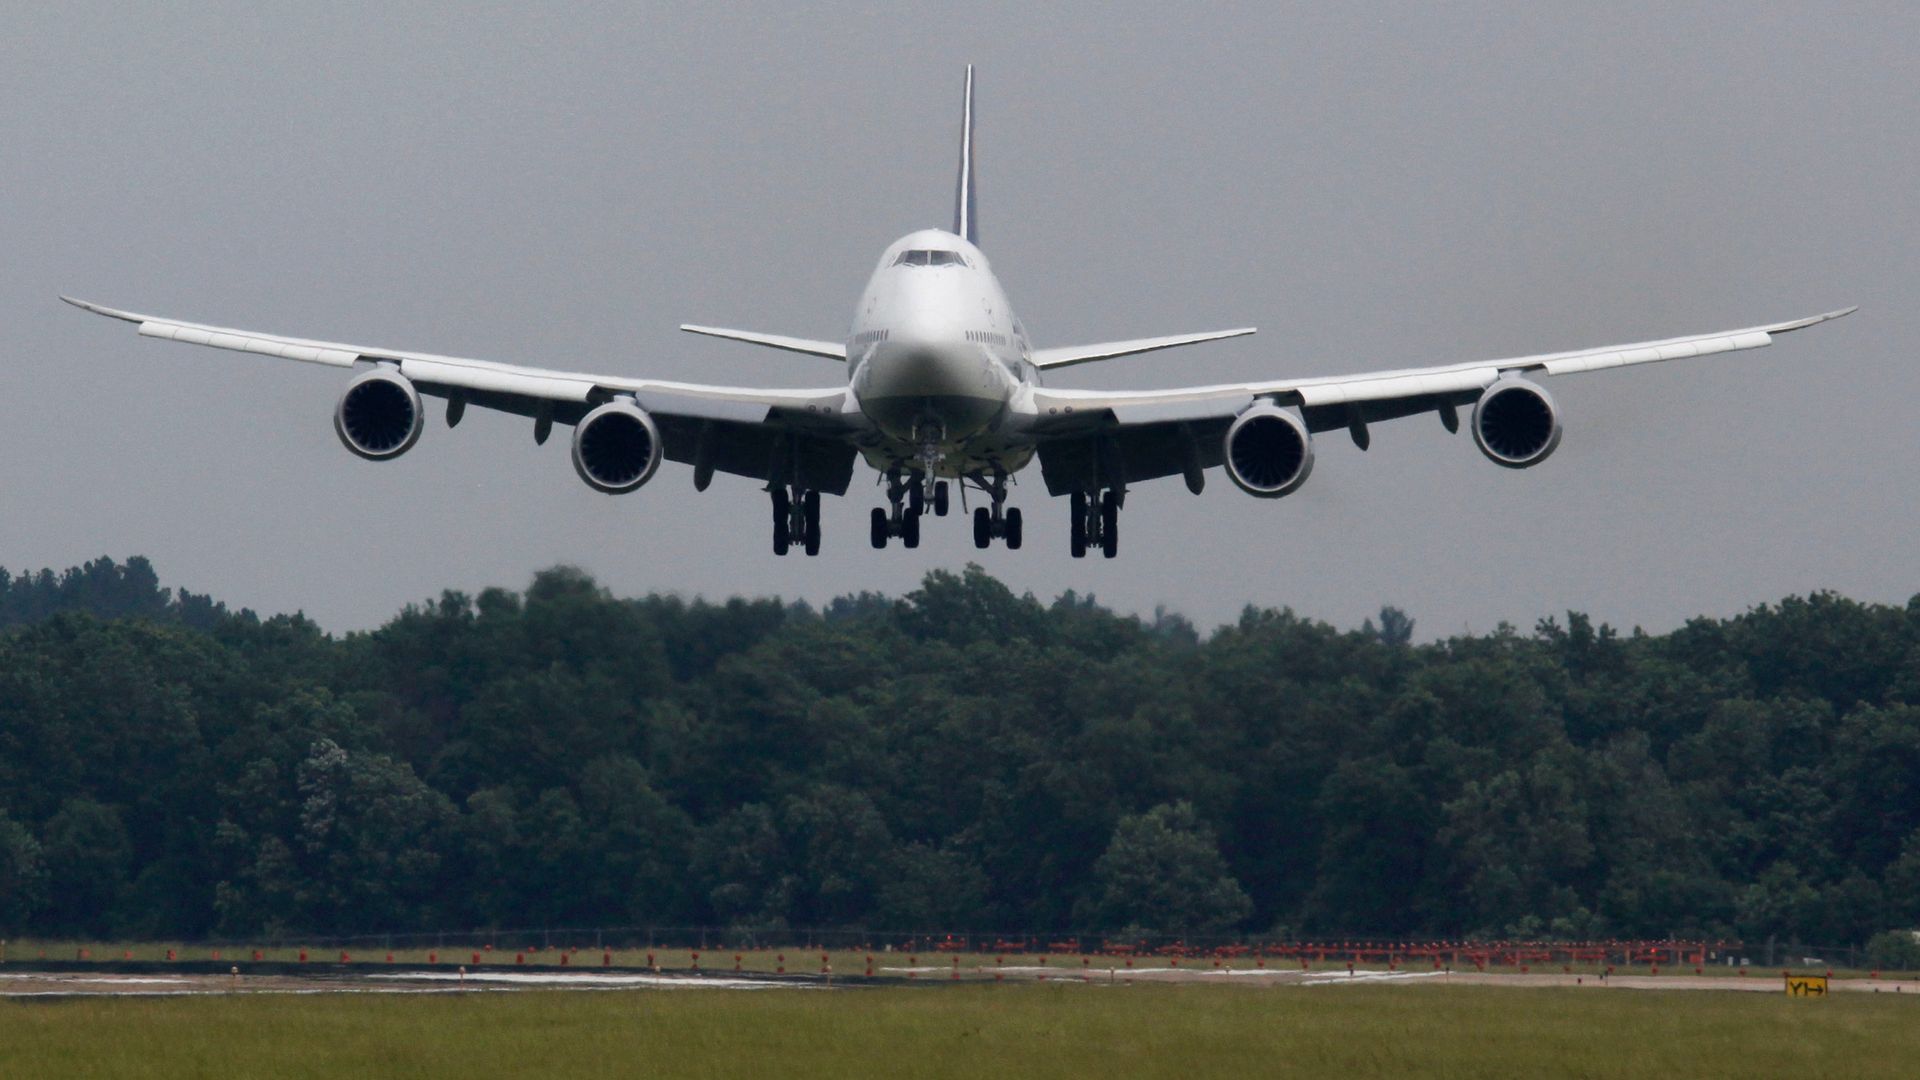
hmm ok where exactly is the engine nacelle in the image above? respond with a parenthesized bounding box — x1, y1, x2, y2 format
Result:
(334, 368, 423, 460)
(1223, 405, 1314, 498)
(571, 400, 662, 494)
(1472, 378, 1562, 468)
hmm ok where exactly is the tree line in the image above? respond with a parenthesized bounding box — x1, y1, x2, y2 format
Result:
(1, 555, 1917, 954)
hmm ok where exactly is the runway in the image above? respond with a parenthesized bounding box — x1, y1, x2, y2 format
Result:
(5, 964, 1912, 998)
(0, 969, 819, 998)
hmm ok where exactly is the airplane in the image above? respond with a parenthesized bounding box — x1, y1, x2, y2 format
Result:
(65, 66, 1853, 559)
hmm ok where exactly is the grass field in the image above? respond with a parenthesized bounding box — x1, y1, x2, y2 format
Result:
(4, 983, 1918, 1079)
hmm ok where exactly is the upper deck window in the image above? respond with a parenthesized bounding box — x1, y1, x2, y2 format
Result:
(893, 249, 968, 268)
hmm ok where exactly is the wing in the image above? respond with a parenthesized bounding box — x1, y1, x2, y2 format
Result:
(1031, 328, 1256, 369)
(1027, 308, 1855, 494)
(64, 297, 864, 493)
(1032, 309, 1852, 416)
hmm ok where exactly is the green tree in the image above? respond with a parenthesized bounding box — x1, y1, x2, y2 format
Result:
(1735, 862, 1821, 945)
(0, 811, 47, 933)
(1864, 930, 1920, 970)
(576, 754, 695, 925)
(291, 738, 458, 931)
(9, 555, 1920, 948)
(39, 798, 131, 935)
(692, 803, 794, 931)
(873, 843, 989, 931)
(1081, 802, 1251, 935)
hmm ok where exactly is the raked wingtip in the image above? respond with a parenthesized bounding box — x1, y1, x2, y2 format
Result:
(1769, 306, 1858, 335)
(60, 296, 143, 323)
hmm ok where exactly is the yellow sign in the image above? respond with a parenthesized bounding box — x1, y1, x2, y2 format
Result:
(1785, 974, 1829, 998)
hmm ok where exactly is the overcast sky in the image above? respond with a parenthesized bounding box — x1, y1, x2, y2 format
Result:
(2, 3, 1912, 638)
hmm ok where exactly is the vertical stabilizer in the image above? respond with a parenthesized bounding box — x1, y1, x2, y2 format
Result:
(953, 65, 977, 245)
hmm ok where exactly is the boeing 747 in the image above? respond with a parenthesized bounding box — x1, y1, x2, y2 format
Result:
(65, 67, 1853, 557)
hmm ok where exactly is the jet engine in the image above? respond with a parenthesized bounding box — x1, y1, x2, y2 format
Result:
(1471, 378, 1562, 468)
(1223, 404, 1314, 498)
(571, 400, 662, 494)
(334, 367, 423, 460)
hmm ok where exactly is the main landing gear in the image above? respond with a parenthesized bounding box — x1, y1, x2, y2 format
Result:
(871, 472, 946, 549)
(1069, 488, 1120, 559)
(971, 471, 1022, 550)
(771, 485, 821, 557)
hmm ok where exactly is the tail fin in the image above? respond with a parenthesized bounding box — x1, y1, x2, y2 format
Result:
(952, 65, 977, 245)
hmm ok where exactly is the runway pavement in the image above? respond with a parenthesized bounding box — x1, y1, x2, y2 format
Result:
(6, 963, 1913, 998)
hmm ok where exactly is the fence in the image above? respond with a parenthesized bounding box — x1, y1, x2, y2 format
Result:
(33, 924, 1827, 970)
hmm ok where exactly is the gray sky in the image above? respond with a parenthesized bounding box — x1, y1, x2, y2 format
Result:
(2, 3, 1913, 637)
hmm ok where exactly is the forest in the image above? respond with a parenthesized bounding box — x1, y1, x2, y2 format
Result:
(1, 556, 1917, 956)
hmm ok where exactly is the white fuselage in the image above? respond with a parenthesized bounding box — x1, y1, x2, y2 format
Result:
(846, 229, 1037, 478)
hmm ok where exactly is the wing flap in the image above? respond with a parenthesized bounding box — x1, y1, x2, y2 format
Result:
(1296, 367, 1498, 408)
(132, 316, 360, 368)
(1537, 330, 1770, 376)
(402, 357, 597, 402)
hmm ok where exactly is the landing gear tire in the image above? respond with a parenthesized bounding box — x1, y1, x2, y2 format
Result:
(973, 506, 991, 549)
(1069, 491, 1087, 558)
(1100, 491, 1119, 559)
(901, 508, 921, 549)
(870, 507, 889, 549)
(802, 490, 822, 557)
(772, 488, 791, 556)
(933, 480, 950, 517)
(1005, 507, 1023, 550)
(908, 484, 925, 516)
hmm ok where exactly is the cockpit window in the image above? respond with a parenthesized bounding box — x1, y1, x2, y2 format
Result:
(893, 249, 967, 267)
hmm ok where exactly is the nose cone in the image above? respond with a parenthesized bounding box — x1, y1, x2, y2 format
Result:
(865, 337, 978, 399)
(855, 334, 1008, 443)
(862, 286, 990, 400)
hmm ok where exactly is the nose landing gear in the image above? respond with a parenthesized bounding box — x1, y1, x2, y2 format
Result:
(771, 485, 821, 556)
(914, 427, 949, 515)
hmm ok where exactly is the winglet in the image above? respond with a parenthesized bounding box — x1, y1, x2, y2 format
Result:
(953, 65, 977, 246)
(1766, 306, 1858, 335)
(61, 296, 145, 323)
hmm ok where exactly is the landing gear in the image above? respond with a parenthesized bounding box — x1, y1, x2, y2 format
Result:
(871, 471, 924, 550)
(914, 426, 945, 514)
(1069, 488, 1121, 559)
(771, 485, 821, 557)
(969, 471, 1021, 549)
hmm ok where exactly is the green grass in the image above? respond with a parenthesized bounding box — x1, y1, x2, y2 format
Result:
(3, 984, 1918, 1079)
